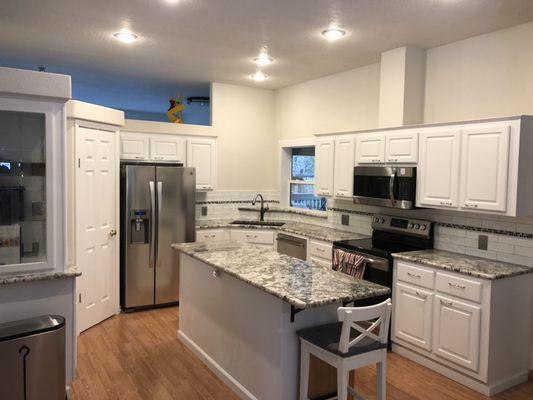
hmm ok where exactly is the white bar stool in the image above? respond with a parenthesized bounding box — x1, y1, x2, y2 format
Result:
(297, 298, 392, 400)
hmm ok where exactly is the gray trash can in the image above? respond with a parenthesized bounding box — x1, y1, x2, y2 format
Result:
(0, 315, 66, 400)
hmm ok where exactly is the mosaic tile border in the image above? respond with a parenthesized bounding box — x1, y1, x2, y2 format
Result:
(327, 207, 533, 239)
(196, 200, 280, 205)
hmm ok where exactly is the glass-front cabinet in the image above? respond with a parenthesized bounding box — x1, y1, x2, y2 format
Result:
(0, 97, 65, 274)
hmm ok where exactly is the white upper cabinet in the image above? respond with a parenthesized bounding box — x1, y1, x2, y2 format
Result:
(150, 136, 184, 162)
(315, 138, 335, 196)
(187, 138, 216, 191)
(460, 126, 510, 212)
(417, 129, 461, 208)
(333, 137, 355, 198)
(386, 131, 419, 163)
(120, 133, 149, 160)
(355, 134, 385, 164)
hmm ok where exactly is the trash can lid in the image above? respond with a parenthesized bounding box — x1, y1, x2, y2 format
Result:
(0, 315, 65, 342)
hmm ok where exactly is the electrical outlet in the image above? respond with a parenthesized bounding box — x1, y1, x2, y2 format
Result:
(478, 234, 488, 250)
(201, 206, 208, 216)
(341, 214, 349, 226)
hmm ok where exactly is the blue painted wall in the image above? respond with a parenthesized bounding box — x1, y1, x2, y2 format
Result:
(0, 61, 211, 125)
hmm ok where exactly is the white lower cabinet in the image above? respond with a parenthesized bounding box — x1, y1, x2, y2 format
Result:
(433, 295, 481, 372)
(230, 229, 275, 247)
(196, 229, 227, 242)
(392, 259, 533, 396)
(394, 283, 433, 351)
(308, 239, 332, 263)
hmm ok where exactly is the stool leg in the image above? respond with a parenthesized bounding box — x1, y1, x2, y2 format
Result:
(299, 342, 310, 400)
(337, 364, 348, 400)
(376, 358, 387, 400)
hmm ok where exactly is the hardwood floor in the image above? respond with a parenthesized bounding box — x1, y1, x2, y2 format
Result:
(72, 307, 533, 400)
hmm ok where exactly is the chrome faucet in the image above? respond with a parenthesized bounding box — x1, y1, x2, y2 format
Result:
(252, 194, 269, 221)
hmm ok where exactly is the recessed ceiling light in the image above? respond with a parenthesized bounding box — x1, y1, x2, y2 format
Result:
(250, 71, 268, 82)
(321, 28, 346, 41)
(253, 53, 274, 66)
(113, 31, 138, 44)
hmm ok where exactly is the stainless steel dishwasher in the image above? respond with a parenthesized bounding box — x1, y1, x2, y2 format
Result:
(277, 233, 307, 260)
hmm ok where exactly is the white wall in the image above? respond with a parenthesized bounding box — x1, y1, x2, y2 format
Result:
(424, 21, 533, 123)
(274, 63, 380, 140)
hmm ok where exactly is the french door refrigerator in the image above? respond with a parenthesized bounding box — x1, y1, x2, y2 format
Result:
(120, 163, 196, 311)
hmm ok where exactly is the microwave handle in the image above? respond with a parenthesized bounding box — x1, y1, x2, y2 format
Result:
(389, 171, 396, 206)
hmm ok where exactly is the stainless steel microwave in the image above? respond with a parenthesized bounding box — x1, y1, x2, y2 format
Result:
(353, 166, 416, 209)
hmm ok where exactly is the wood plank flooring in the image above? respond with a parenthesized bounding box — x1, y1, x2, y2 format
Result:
(72, 307, 533, 400)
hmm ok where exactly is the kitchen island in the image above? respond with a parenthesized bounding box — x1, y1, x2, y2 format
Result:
(172, 241, 390, 400)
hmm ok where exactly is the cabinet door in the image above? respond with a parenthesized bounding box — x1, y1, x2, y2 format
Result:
(149, 136, 184, 162)
(355, 134, 385, 164)
(460, 126, 510, 212)
(386, 131, 419, 163)
(393, 283, 433, 351)
(196, 229, 225, 242)
(417, 129, 461, 208)
(333, 137, 355, 198)
(120, 134, 148, 160)
(187, 138, 216, 191)
(433, 295, 481, 372)
(315, 139, 335, 197)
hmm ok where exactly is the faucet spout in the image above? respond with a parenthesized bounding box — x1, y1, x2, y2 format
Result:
(252, 194, 269, 221)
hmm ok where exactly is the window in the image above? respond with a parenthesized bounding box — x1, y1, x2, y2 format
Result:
(290, 147, 327, 211)
(0, 110, 47, 266)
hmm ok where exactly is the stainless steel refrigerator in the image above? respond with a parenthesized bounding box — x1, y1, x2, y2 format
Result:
(120, 163, 195, 311)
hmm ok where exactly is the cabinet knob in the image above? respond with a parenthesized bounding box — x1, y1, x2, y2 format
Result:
(109, 229, 117, 237)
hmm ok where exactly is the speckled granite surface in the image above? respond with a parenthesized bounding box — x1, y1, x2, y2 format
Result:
(393, 249, 533, 280)
(196, 219, 365, 243)
(238, 206, 328, 219)
(172, 241, 390, 309)
(0, 267, 81, 285)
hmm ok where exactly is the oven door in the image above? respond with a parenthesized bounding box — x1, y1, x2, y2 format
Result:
(353, 166, 416, 209)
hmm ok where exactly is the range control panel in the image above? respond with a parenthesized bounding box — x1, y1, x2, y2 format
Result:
(372, 214, 433, 238)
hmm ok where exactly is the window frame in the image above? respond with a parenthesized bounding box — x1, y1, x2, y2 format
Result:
(0, 96, 65, 274)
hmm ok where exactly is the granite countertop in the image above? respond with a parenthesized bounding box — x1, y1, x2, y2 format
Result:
(0, 267, 82, 285)
(172, 241, 390, 309)
(196, 219, 365, 243)
(393, 249, 533, 280)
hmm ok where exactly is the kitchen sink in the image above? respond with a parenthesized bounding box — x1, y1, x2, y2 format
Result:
(230, 220, 285, 227)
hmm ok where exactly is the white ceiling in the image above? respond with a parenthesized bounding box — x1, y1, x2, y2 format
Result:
(1, 0, 533, 90)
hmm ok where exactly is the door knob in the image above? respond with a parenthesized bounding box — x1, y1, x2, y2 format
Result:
(110, 229, 117, 237)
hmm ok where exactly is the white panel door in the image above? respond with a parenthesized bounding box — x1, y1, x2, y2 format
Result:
(355, 134, 385, 164)
(417, 129, 461, 208)
(150, 136, 184, 162)
(433, 295, 481, 372)
(315, 138, 335, 196)
(333, 137, 355, 198)
(393, 283, 433, 351)
(187, 138, 216, 191)
(386, 131, 419, 163)
(460, 126, 510, 212)
(120, 134, 148, 160)
(76, 127, 118, 333)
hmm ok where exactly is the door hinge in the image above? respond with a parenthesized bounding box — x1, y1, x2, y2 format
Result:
(78, 293, 82, 303)
(78, 158, 81, 168)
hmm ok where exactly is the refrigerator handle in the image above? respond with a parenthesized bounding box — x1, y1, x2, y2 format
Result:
(157, 181, 163, 268)
(149, 181, 156, 269)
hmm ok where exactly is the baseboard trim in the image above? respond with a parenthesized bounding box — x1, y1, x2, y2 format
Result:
(392, 344, 528, 396)
(178, 330, 257, 400)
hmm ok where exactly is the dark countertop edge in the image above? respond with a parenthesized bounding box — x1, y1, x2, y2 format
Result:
(392, 252, 532, 280)
(238, 206, 328, 219)
(0, 268, 82, 285)
(174, 245, 391, 309)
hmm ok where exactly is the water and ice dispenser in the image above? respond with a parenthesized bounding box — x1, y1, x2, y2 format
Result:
(129, 210, 150, 244)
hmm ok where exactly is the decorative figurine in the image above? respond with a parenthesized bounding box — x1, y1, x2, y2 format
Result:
(166, 95, 185, 123)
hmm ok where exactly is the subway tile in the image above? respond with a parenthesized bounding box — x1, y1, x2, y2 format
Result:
(465, 247, 498, 260)
(496, 253, 533, 267)
(514, 245, 533, 258)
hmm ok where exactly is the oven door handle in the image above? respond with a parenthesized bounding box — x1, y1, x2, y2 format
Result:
(389, 170, 396, 207)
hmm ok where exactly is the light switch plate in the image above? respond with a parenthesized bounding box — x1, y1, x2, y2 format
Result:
(478, 234, 488, 250)
(201, 206, 208, 216)
(341, 214, 349, 226)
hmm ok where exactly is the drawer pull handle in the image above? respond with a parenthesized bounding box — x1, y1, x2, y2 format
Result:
(415, 291, 427, 299)
(440, 300, 453, 307)
(407, 272, 422, 279)
(448, 282, 466, 289)
(316, 248, 325, 252)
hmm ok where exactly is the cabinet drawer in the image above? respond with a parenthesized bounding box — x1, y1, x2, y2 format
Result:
(435, 273, 482, 303)
(230, 230, 274, 245)
(310, 256, 331, 269)
(397, 262, 435, 289)
(309, 240, 332, 260)
(196, 229, 225, 242)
